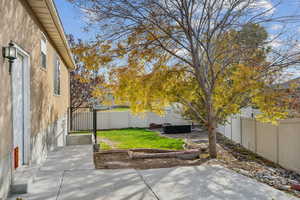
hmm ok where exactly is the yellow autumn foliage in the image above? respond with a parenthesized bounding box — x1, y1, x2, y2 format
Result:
(76, 24, 293, 125)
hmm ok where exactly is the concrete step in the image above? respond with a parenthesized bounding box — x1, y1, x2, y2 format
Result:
(10, 166, 38, 195)
(66, 134, 93, 145)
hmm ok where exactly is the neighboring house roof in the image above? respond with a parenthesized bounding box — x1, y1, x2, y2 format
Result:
(26, 0, 75, 69)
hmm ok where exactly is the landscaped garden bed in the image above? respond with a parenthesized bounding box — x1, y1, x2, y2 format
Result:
(94, 128, 208, 169)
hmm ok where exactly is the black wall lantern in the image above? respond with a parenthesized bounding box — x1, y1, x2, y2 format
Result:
(2, 42, 17, 74)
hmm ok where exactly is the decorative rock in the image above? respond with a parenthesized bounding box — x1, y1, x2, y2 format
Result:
(263, 175, 274, 180)
(238, 169, 251, 177)
(289, 180, 299, 185)
(280, 179, 287, 185)
(277, 185, 291, 190)
(267, 167, 277, 174)
(199, 144, 208, 152)
(291, 184, 300, 191)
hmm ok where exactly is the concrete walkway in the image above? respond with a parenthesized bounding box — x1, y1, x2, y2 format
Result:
(9, 145, 299, 200)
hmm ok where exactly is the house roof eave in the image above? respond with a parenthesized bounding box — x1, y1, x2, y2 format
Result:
(26, 0, 76, 70)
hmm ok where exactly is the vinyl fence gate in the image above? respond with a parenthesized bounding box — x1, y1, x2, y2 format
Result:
(68, 106, 108, 145)
(69, 106, 93, 132)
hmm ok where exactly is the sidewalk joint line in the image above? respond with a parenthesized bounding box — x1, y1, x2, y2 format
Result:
(56, 170, 66, 200)
(136, 170, 160, 200)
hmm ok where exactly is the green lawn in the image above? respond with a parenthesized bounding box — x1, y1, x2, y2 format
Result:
(100, 141, 112, 150)
(98, 128, 184, 150)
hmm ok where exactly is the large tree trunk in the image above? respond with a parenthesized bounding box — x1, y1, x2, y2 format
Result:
(207, 119, 217, 158)
(207, 103, 218, 158)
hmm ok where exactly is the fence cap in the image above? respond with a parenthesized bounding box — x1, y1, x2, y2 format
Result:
(93, 105, 110, 111)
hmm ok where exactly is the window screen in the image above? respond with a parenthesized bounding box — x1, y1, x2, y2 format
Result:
(40, 35, 47, 68)
(54, 56, 61, 95)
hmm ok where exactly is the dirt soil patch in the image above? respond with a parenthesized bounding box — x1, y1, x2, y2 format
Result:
(94, 148, 208, 170)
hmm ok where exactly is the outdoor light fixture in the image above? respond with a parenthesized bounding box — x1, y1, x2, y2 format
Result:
(2, 42, 17, 74)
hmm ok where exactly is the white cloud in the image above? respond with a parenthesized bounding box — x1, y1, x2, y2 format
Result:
(230, 0, 275, 16)
(271, 24, 283, 31)
(252, 0, 276, 16)
(280, 68, 300, 82)
(80, 8, 99, 23)
(270, 40, 281, 48)
(269, 35, 282, 48)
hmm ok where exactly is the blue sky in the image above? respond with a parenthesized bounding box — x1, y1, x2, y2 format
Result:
(55, 0, 300, 41)
(54, 0, 95, 40)
(54, 0, 300, 79)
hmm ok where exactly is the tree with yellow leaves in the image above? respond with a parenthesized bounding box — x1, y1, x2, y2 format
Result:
(69, 0, 300, 158)
(68, 35, 107, 111)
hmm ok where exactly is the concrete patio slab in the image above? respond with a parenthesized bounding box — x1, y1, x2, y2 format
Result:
(10, 165, 39, 194)
(138, 165, 299, 200)
(58, 169, 157, 200)
(40, 145, 94, 171)
(9, 171, 63, 200)
(8, 145, 300, 200)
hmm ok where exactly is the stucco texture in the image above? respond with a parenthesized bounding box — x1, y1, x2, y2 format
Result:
(0, 0, 71, 198)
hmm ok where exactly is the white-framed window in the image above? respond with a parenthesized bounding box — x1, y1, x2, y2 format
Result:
(40, 33, 47, 69)
(54, 55, 61, 95)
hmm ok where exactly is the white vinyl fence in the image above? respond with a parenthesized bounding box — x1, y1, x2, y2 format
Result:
(218, 115, 300, 173)
(72, 110, 190, 131)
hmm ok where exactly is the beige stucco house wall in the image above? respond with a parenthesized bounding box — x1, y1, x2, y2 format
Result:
(0, 0, 75, 199)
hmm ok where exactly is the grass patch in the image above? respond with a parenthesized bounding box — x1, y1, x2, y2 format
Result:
(97, 128, 184, 150)
(100, 142, 112, 150)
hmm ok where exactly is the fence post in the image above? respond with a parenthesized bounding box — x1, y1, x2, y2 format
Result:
(230, 117, 233, 140)
(67, 107, 70, 133)
(240, 116, 243, 144)
(276, 125, 280, 164)
(254, 119, 257, 153)
(93, 109, 97, 145)
(69, 107, 73, 132)
(128, 111, 131, 128)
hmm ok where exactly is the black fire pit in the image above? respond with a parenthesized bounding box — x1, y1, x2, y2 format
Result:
(163, 124, 191, 134)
